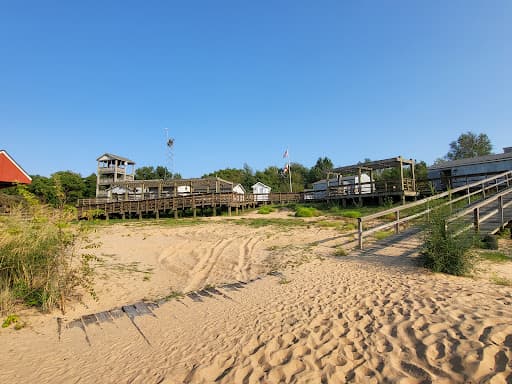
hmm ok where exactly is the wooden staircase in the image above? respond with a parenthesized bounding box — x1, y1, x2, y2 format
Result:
(357, 171, 512, 249)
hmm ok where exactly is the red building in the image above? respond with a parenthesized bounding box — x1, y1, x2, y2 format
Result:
(0, 150, 32, 189)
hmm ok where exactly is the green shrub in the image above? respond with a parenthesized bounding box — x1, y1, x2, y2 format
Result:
(295, 207, 321, 217)
(421, 206, 474, 276)
(481, 234, 499, 250)
(341, 210, 361, 219)
(258, 206, 275, 214)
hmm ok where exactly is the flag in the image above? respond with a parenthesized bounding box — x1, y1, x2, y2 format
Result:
(283, 149, 289, 158)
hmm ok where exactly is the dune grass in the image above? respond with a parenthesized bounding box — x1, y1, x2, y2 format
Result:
(477, 250, 511, 263)
(0, 189, 98, 314)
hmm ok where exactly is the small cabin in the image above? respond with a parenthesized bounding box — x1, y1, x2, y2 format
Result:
(0, 150, 32, 189)
(252, 182, 271, 201)
(233, 184, 246, 202)
(428, 147, 512, 191)
(233, 184, 246, 195)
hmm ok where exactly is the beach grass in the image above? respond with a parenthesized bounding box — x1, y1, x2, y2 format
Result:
(477, 250, 511, 262)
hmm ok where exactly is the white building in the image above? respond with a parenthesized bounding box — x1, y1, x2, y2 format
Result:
(312, 174, 373, 199)
(251, 182, 271, 201)
(428, 147, 512, 191)
(233, 184, 246, 201)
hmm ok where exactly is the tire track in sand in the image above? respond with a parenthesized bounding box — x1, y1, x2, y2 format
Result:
(237, 235, 261, 281)
(184, 238, 234, 292)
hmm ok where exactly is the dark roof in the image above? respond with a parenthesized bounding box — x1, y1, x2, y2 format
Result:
(96, 153, 135, 164)
(333, 156, 415, 174)
(428, 152, 512, 171)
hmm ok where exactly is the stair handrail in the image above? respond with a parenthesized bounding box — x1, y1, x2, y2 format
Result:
(357, 170, 512, 249)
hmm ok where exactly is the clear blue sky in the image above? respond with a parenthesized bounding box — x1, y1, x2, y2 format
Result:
(1, 1, 510, 178)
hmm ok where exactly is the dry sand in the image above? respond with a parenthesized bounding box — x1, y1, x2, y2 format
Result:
(1, 210, 511, 383)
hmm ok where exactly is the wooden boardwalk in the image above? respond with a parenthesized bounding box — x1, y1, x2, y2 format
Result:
(77, 193, 301, 219)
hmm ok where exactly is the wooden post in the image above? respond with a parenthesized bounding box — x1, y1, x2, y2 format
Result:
(394, 210, 400, 234)
(358, 218, 364, 250)
(411, 160, 416, 192)
(399, 158, 404, 193)
(155, 210, 159, 219)
(358, 167, 362, 196)
(499, 196, 504, 230)
(370, 169, 375, 193)
(473, 207, 480, 233)
(235, 206, 239, 215)
(174, 210, 178, 219)
(228, 206, 232, 216)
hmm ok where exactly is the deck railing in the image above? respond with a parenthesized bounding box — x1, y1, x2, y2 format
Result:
(357, 170, 512, 249)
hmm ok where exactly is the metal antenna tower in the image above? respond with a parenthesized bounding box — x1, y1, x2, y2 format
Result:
(164, 128, 175, 179)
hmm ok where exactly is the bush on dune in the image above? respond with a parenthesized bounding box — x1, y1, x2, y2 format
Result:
(0, 188, 97, 314)
(421, 206, 474, 276)
(295, 206, 321, 218)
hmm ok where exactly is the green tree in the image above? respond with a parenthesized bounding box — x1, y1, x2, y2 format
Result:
(446, 132, 493, 160)
(203, 168, 246, 185)
(289, 162, 308, 192)
(203, 164, 257, 191)
(135, 165, 180, 180)
(415, 161, 428, 181)
(26, 175, 59, 206)
(307, 157, 334, 185)
(83, 173, 97, 198)
(241, 163, 257, 191)
(51, 171, 85, 205)
(255, 166, 283, 192)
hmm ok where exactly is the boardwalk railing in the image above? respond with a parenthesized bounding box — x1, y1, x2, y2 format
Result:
(447, 187, 512, 236)
(357, 171, 512, 249)
(77, 192, 302, 219)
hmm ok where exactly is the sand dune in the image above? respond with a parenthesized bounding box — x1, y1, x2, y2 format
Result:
(1, 213, 511, 383)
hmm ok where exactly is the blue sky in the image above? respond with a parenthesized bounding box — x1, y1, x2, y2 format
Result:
(1, 1, 510, 178)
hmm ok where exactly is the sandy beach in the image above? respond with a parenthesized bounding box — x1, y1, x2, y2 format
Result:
(1, 210, 511, 383)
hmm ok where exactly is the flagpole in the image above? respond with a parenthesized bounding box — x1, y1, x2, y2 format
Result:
(288, 148, 292, 193)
